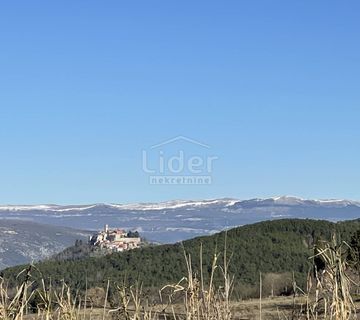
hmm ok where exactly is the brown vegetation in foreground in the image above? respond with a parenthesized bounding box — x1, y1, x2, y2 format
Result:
(0, 236, 359, 320)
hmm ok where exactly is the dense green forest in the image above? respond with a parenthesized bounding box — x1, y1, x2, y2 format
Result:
(2, 218, 360, 299)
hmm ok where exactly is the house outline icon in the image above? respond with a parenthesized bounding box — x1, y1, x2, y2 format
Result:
(150, 135, 210, 149)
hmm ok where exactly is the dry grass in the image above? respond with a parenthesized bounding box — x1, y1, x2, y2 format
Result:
(1, 235, 359, 320)
(304, 235, 357, 320)
(159, 242, 233, 320)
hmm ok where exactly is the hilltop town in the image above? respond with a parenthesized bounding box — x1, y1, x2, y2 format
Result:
(89, 225, 142, 252)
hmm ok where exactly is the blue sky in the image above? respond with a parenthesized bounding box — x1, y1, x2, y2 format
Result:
(0, 1, 359, 204)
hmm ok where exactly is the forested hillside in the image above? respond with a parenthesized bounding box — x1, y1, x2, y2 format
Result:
(2, 219, 360, 298)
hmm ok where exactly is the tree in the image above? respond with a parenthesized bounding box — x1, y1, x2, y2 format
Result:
(127, 231, 140, 238)
(348, 230, 360, 293)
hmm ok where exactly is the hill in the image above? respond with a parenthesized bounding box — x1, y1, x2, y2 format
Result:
(2, 218, 360, 298)
(0, 220, 92, 269)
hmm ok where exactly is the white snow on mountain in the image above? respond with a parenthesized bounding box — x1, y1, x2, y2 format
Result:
(0, 204, 98, 212)
(0, 197, 359, 212)
(268, 196, 360, 207)
(109, 199, 237, 211)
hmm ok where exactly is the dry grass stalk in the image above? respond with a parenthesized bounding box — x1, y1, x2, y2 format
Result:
(109, 280, 158, 320)
(53, 282, 80, 320)
(0, 266, 33, 320)
(161, 236, 234, 320)
(301, 235, 357, 320)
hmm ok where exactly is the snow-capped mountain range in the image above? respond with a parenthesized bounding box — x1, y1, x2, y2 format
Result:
(1, 196, 360, 245)
(0, 199, 236, 212)
(1, 196, 360, 269)
(0, 196, 358, 212)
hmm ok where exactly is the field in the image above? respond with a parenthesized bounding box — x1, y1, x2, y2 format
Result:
(2, 234, 360, 320)
(15, 297, 360, 320)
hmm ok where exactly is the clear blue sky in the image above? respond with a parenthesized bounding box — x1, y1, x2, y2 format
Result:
(0, 1, 359, 204)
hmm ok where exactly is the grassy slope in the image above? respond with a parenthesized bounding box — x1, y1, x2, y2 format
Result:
(2, 218, 360, 296)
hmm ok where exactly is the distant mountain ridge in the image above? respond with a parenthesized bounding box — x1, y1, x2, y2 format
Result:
(229, 196, 360, 208)
(0, 196, 359, 212)
(0, 220, 91, 269)
(1, 196, 360, 245)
